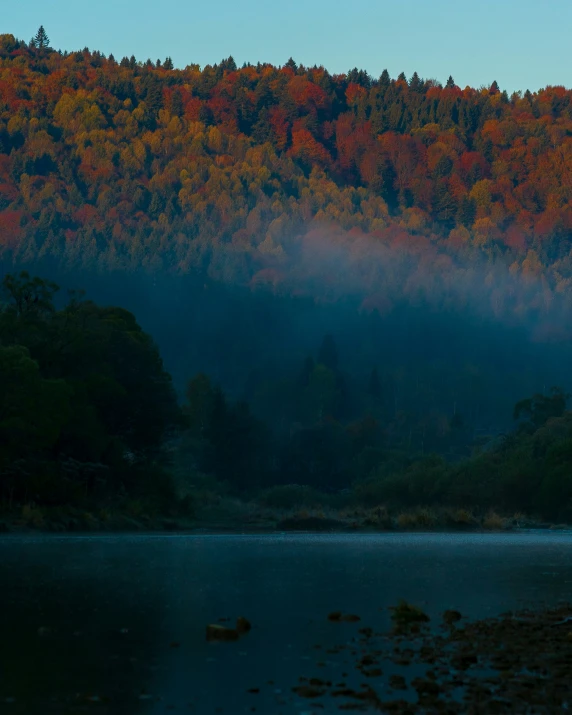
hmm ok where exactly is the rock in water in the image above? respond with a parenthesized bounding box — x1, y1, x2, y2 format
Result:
(236, 616, 252, 634)
(443, 609, 463, 626)
(389, 600, 430, 633)
(327, 611, 361, 622)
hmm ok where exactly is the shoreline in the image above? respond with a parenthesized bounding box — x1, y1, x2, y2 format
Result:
(1, 506, 569, 536)
(289, 601, 572, 712)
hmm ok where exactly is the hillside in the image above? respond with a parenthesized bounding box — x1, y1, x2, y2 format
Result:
(3, 32, 572, 522)
(0, 32, 572, 326)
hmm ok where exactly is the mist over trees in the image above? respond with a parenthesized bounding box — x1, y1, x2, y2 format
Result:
(1, 30, 572, 521)
(0, 29, 571, 320)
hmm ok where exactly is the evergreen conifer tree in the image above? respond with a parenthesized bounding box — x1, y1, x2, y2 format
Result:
(31, 25, 49, 50)
(409, 71, 422, 92)
(171, 88, 184, 116)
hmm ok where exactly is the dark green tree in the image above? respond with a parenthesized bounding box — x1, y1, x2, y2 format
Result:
(185, 373, 216, 435)
(514, 388, 568, 430)
(144, 76, 163, 114)
(170, 88, 184, 116)
(435, 180, 457, 225)
(457, 194, 477, 227)
(409, 72, 422, 92)
(219, 56, 237, 72)
(0, 274, 181, 503)
(31, 25, 50, 50)
(379, 69, 391, 88)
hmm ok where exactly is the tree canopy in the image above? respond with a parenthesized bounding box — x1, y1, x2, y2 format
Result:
(0, 33, 571, 327)
(0, 272, 181, 505)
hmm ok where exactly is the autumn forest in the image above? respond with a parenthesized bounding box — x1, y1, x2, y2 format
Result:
(2, 28, 572, 525)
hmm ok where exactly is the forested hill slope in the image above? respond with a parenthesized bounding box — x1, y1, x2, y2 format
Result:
(1, 32, 572, 324)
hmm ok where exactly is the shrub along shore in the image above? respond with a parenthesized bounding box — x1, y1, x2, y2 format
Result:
(0, 497, 566, 534)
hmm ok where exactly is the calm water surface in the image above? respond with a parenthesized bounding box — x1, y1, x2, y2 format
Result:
(1, 531, 572, 714)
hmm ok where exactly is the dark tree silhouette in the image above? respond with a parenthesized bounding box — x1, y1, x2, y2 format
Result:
(31, 25, 49, 50)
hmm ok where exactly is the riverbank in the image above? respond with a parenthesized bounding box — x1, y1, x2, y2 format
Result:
(0, 499, 567, 534)
(291, 601, 572, 713)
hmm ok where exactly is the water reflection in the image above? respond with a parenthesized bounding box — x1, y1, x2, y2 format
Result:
(1, 532, 572, 714)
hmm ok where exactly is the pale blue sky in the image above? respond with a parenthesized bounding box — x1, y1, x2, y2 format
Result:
(4, 0, 571, 93)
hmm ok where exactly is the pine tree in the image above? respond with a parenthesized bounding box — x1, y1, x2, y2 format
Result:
(435, 180, 456, 225)
(145, 78, 163, 114)
(446, 75, 455, 88)
(379, 69, 391, 88)
(220, 56, 236, 72)
(457, 194, 476, 227)
(31, 25, 49, 50)
(171, 88, 184, 117)
(347, 68, 372, 88)
(409, 71, 422, 92)
(163, 56, 174, 70)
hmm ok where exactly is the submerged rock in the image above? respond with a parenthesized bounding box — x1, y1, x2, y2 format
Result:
(206, 616, 252, 642)
(389, 600, 430, 633)
(292, 685, 326, 698)
(443, 609, 463, 626)
(389, 674, 407, 690)
(327, 611, 361, 622)
(236, 616, 252, 634)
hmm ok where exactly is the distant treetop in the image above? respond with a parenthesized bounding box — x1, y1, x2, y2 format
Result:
(30, 25, 49, 50)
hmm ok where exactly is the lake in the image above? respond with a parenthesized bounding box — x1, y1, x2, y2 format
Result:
(1, 531, 572, 714)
